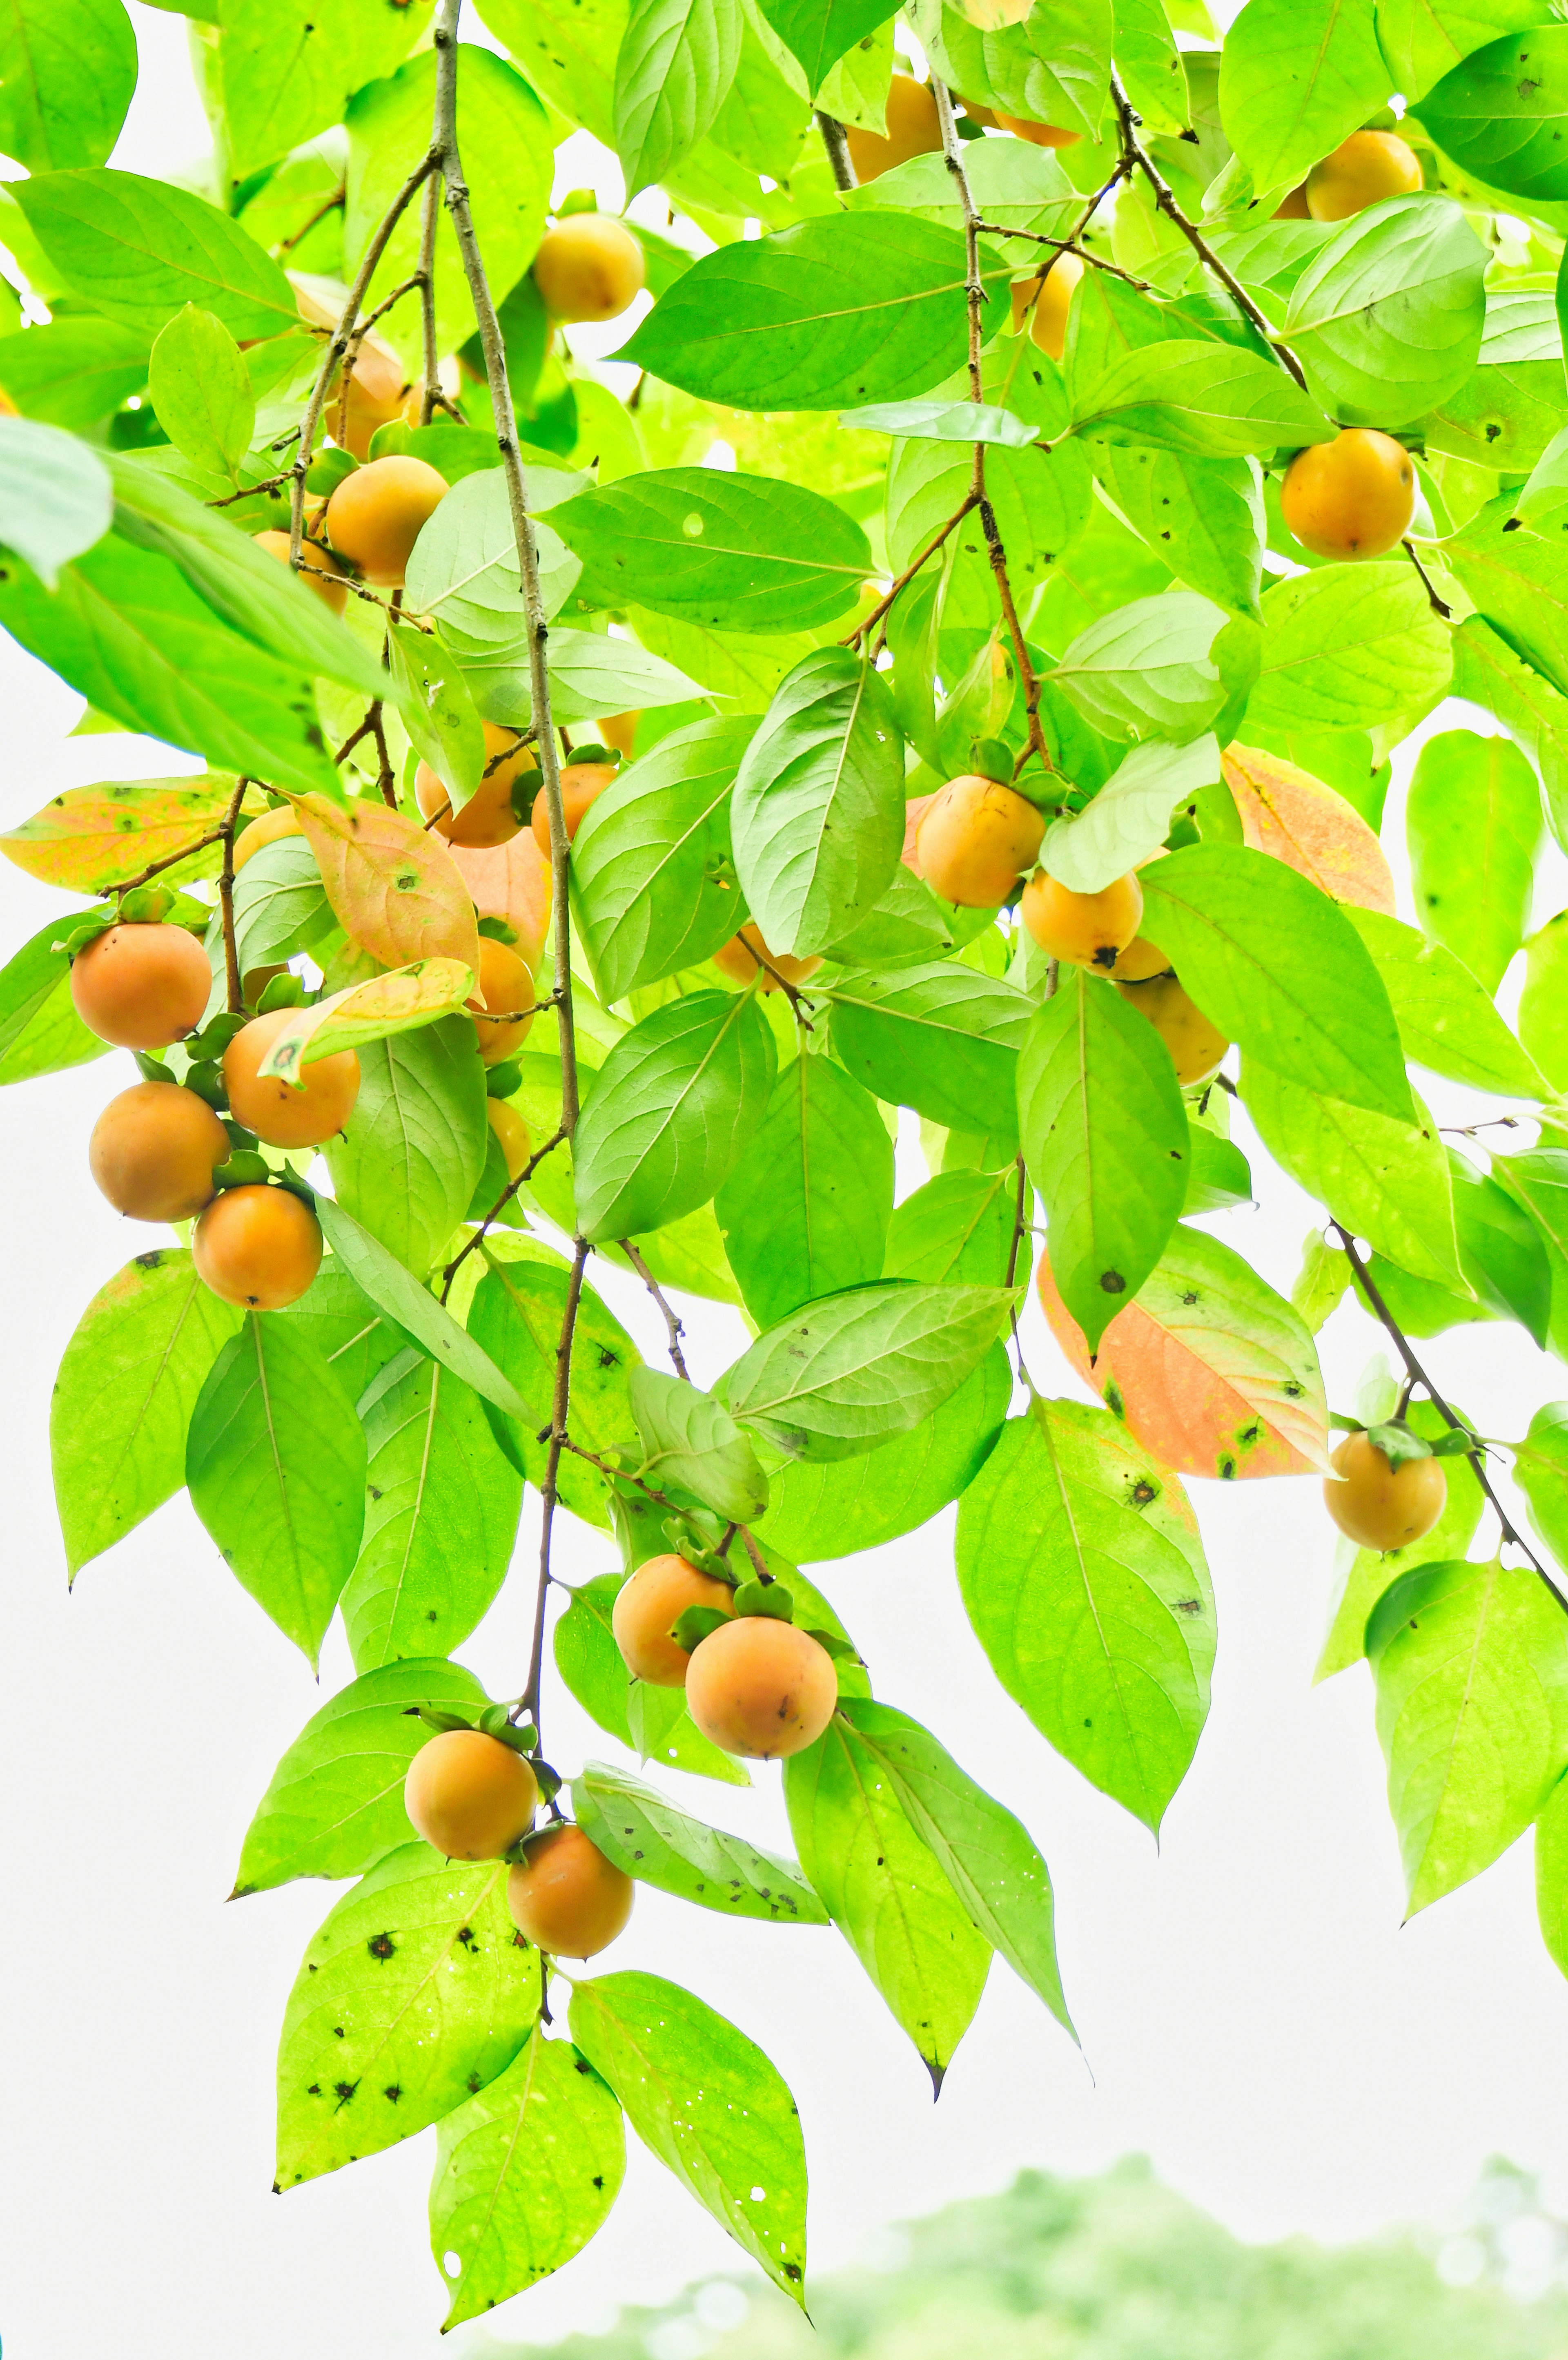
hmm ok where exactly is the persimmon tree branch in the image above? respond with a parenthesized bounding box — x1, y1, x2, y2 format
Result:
(521, 1234, 590, 1733)
(216, 775, 249, 1014)
(816, 112, 858, 192)
(416, 169, 443, 426)
(976, 221, 1150, 290)
(621, 1240, 690, 1379)
(845, 491, 978, 651)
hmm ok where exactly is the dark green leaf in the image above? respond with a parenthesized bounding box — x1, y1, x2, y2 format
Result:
(716, 1053, 893, 1328)
(13, 166, 298, 341)
(1421, 25, 1568, 200)
(1069, 339, 1333, 457)
(883, 1166, 1016, 1286)
(0, 318, 149, 431)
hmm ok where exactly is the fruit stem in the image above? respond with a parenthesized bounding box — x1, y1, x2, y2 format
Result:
(621, 1239, 690, 1379)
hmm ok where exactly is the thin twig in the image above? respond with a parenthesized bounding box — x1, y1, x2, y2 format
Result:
(732, 938, 814, 1028)
(1330, 1222, 1568, 1615)
(416, 167, 443, 428)
(208, 471, 293, 510)
(974, 220, 1149, 289)
(845, 493, 979, 649)
(440, 1124, 570, 1298)
(815, 112, 858, 193)
(622, 1240, 690, 1379)
(274, 183, 345, 257)
(217, 776, 249, 1013)
(741, 1529, 772, 1584)
(1403, 539, 1453, 619)
(111, 825, 227, 895)
(523, 1234, 590, 1734)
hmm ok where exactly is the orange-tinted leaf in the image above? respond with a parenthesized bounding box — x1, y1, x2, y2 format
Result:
(1222, 745, 1394, 915)
(901, 792, 935, 875)
(448, 831, 552, 971)
(295, 793, 480, 977)
(1, 776, 234, 892)
(256, 957, 477, 1081)
(1037, 1222, 1331, 1478)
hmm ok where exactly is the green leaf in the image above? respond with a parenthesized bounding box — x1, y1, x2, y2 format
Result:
(233, 1658, 492, 1898)
(614, 0, 744, 196)
(1069, 339, 1333, 458)
(1283, 196, 1486, 428)
(1087, 446, 1263, 622)
(0, 417, 111, 586)
(1536, 1764, 1568, 1981)
(1522, 910, 1568, 1092)
(724, 1281, 1012, 1461)
(1316, 1396, 1485, 1681)
(465, 625, 708, 732)
(1443, 495, 1568, 716)
(429, 2030, 626, 2328)
(1345, 905, 1548, 1098)
(403, 465, 581, 656)
(313, 1196, 535, 1426)
(730, 649, 903, 957)
(51, 1246, 241, 1580)
(232, 839, 334, 973)
(1018, 971, 1189, 1352)
(340, 1352, 523, 1672)
(468, 1254, 641, 1530)
(555, 468, 869, 633)
(1219, 0, 1390, 192)
(828, 962, 1031, 1146)
(147, 306, 255, 485)
(621, 214, 990, 410)
(1514, 1403, 1568, 1579)
(1042, 734, 1221, 891)
(279, 1257, 404, 1402)
(325, 1017, 488, 1282)
(1376, 0, 1543, 100)
(846, 397, 1039, 448)
(276, 1844, 532, 2189)
(475, 0, 626, 141)
(1450, 1148, 1551, 1342)
(206, 0, 427, 190)
(572, 715, 755, 1001)
(186, 1312, 368, 1667)
(0, 0, 136, 172)
(1241, 1062, 1465, 1289)
(0, 317, 149, 433)
(1493, 1148, 1568, 1362)
(906, 0, 1109, 138)
(1048, 594, 1232, 745)
(884, 1167, 1016, 1287)
(1114, 0, 1190, 133)
(1405, 727, 1542, 995)
(569, 1970, 808, 2300)
(1422, 291, 1568, 473)
(1247, 560, 1452, 737)
(573, 1760, 826, 1921)
(1420, 24, 1568, 201)
(13, 167, 297, 342)
(386, 622, 484, 814)
(1367, 1557, 1568, 1913)
(627, 1364, 770, 1522)
(572, 989, 777, 1242)
(838, 1697, 1073, 2034)
(716, 1053, 893, 1330)
(784, 1713, 991, 2090)
(1139, 843, 1412, 1122)
(755, 0, 889, 88)
(1449, 614, 1568, 857)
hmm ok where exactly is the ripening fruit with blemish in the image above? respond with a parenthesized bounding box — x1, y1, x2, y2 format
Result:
(468, 937, 536, 1065)
(70, 921, 212, 1050)
(322, 454, 449, 586)
(1107, 935, 1172, 982)
(532, 214, 646, 323)
(506, 1824, 634, 1958)
(1021, 868, 1144, 970)
(684, 1615, 839, 1760)
(233, 806, 303, 873)
(1010, 253, 1082, 361)
(1279, 428, 1415, 562)
(612, 1553, 737, 1686)
(711, 924, 823, 994)
(486, 1098, 531, 1181)
(915, 774, 1045, 908)
(415, 723, 536, 848)
(996, 110, 1080, 149)
(528, 760, 617, 860)
(192, 1182, 323, 1309)
(1114, 972, 1229, 1086)
(251, 528, 349, 616)
(1323, 1430, 1447, 1552)
(845, 73, 943, 181)
(1306, 129, 1421, 222)
(404, 1728, 539, 1860)
(223, 1006, 361, 1147)
(89, 1082, 229, 1222)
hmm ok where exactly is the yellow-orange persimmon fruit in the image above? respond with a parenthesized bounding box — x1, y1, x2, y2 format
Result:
(252, 528, 349, 616)
(597, 710, 639, 758)
(323, 455, 448, 586)
(915, 774, 1045, 908)
(506, 1824, 633, 1957)
(1306, 129, 1421, 221)
(1010, 253, 1083, 360)
(415, 724, 537, 848)
(404, 1728, 539, 1860)
(1021, 869, 1144, 970)
(612, 1553, 737, 1686)
(1107, 934, 1172, 982)
(711, 924, 824, 993)
(685, 1616, 838, 1760)
(223, 1007, 361, 1147)
(486, 1098, 530, 1181)
(88, 1081, 228, 1222)
(192, 1183, 323, 1309)
(1323, 1430, 1447, 1551)
(846, 74, 943, 181)
(1114, 973, 1229, 1086)
(996, 110, 1080, 148)
(1274, 182, 1312, 219)
(528, 760, 616, 860)
(958, 95, 998, 127)
(328, 332, 408, 459)
(71, 921, 212, 1050)
(468, 937, 536, 1065)
(532, 214, 646, 323)
(233, 806, 304, 872)
(1279, 428, 1415, 562)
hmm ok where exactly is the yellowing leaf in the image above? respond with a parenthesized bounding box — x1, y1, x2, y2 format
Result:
(448, 829, 552, 971)
(2, 774, 234, 892)
(255, 958, 477, 1081)
(294, 793, 481, 975)
(1221, 744, 1395, 915)
(1037, 1222, 1331, 1477)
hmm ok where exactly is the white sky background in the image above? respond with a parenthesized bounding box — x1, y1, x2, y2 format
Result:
(3, 9, 1568, 2356)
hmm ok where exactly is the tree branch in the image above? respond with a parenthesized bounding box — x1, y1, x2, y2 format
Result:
(815, 112, 858, 192)
(621, 1240, 690, 1379)
(440, 1123, 570, 1298)
(273, 183, 345, 258)
(111, 825, 228, 895)
(845, 492, 979, 651)
(523, 1234, 590, 1734)
(974, 221, 1150, 290)
(217, 775, 249, 1014)
(416, 167, 443, 428)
